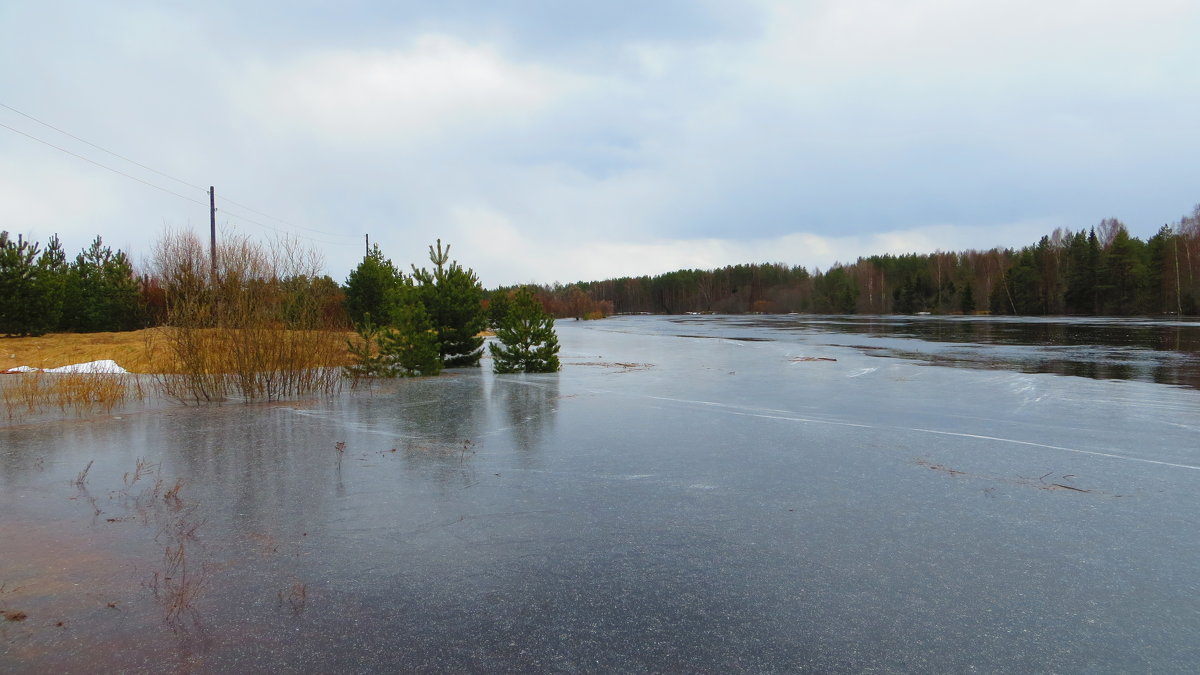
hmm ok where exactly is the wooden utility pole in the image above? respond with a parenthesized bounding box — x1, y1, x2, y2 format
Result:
(365, 233, 369, 256)
(209, 186, 217, 281)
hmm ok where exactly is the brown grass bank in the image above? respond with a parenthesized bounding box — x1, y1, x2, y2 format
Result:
(1, 329, 356, 375)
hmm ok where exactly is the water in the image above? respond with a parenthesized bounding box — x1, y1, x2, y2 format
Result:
(2, 316, 1199, 672)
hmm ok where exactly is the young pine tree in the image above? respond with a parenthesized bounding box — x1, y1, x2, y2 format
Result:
(412, 239, 486, 367)
(379, 295, 442, 377)
(490, 287, 561, 374)
(344, 286, 442, 379)
(345, 244, 402, 326)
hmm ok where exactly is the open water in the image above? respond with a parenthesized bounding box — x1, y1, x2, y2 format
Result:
(2, 315, 1199, 672)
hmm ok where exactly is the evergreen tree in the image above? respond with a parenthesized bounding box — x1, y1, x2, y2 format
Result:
(38, 234, 68, 332)
(0, 232, 64, 336)
(960, 281, 976, 314)
(344, 313, 392, 379)
(412, 239, 486, 367)
(61, 237, 144, 332)
(344, 244, 402, 326)
(1098, 226, 1147, 315)
(812, 266, 858, 314)
(487, 288, 513, 328)
(344, 290, 443, 379)
(380, 292, 442, 377)
(490, 287, 561, 374)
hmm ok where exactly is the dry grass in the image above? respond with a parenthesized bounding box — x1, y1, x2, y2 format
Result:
(1, 328, 357, 375)
(1, 329, 169, 373)
(2, 371, 144, 418)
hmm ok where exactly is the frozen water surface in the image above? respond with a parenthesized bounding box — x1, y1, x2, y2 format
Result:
(2, 315, 1199, 672)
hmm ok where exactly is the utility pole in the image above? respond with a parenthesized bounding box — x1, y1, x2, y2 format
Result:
(365, 233, 369, 256)
(209, 186, 217, 281)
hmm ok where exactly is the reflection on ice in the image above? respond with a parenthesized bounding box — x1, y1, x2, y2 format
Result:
(2, 315, 1199, 671)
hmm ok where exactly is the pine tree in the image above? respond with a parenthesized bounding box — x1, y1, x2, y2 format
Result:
(379, 297, 442, 377)
(38, 234, 68, 332)
(345, 244, 402, 326)
(0, 232, 65, 336)
(412, 239, 486, 367)
(490, 287, 561, 374)
(61, 237, 144, 332)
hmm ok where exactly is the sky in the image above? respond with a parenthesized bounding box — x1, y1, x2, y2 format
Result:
(3, 1, 1200, 288)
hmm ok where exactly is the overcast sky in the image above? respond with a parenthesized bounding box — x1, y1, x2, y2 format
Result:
(3, 1, 1199, 287)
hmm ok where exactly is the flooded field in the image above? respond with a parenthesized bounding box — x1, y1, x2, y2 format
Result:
(3, 315, 1200, 672)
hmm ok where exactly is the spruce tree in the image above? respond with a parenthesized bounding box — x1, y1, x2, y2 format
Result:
(490, 287, 561, 374)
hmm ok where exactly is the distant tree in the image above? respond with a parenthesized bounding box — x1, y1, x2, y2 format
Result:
(490, 287, 561, 374)
(281, 274, 347, 329)
(38, 234, 69, 332)
(812, 266, 858, 314)
(1098, 225, 1147, 315)
(412, 239, 486, 367)
(960, 281, 976, 314)
(0, 232, 64, 336)
(61, 236, 144, 332)
(1064, 230, 1099, 314)
(344, 245, 402, 326)
(487, 288, 513, 328)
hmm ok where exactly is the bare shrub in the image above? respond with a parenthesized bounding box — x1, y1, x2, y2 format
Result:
(149, 229, 345, 402)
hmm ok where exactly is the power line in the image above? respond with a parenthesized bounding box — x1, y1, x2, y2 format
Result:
(0, 102, 352, 241)
(0, 100, 354, 241)
(0, 121, 209, 207)
(217, 204, 357, 247)
(0, 101, 208, 194)
(216, 193, 350, 237)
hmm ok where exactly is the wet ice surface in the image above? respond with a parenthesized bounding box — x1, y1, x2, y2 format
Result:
(3, 315, 1200, 672)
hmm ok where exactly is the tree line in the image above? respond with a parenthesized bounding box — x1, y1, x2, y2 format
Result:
(0, 232, 145, 336)
(4, 204, 1198, 340)
(534, 208, 1200, 317)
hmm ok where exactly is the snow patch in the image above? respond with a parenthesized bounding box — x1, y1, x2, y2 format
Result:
(2, 359, 128, 375)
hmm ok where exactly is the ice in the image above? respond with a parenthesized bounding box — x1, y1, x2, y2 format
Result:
(1, 315, 1198, 671)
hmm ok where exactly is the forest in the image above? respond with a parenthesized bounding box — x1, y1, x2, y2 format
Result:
(530, 210, 1200, 318)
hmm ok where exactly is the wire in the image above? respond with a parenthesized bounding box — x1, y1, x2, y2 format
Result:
(0, 102, 357, 245)
(0, 101, 208, 194)
(217, 205, 357, 247)
(0, 100, 353, 241)
(0, 121, 209, 207)
(218, 194, 349, 239)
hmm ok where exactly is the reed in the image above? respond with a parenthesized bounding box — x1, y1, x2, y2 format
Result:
(1, 370, 144, 418)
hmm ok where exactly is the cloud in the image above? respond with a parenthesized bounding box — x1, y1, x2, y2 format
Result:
(236, 35, 580, 147)
(3, 1, 1200, 289)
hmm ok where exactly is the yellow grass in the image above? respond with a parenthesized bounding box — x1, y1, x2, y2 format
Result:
(0, 329, 357, 375)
